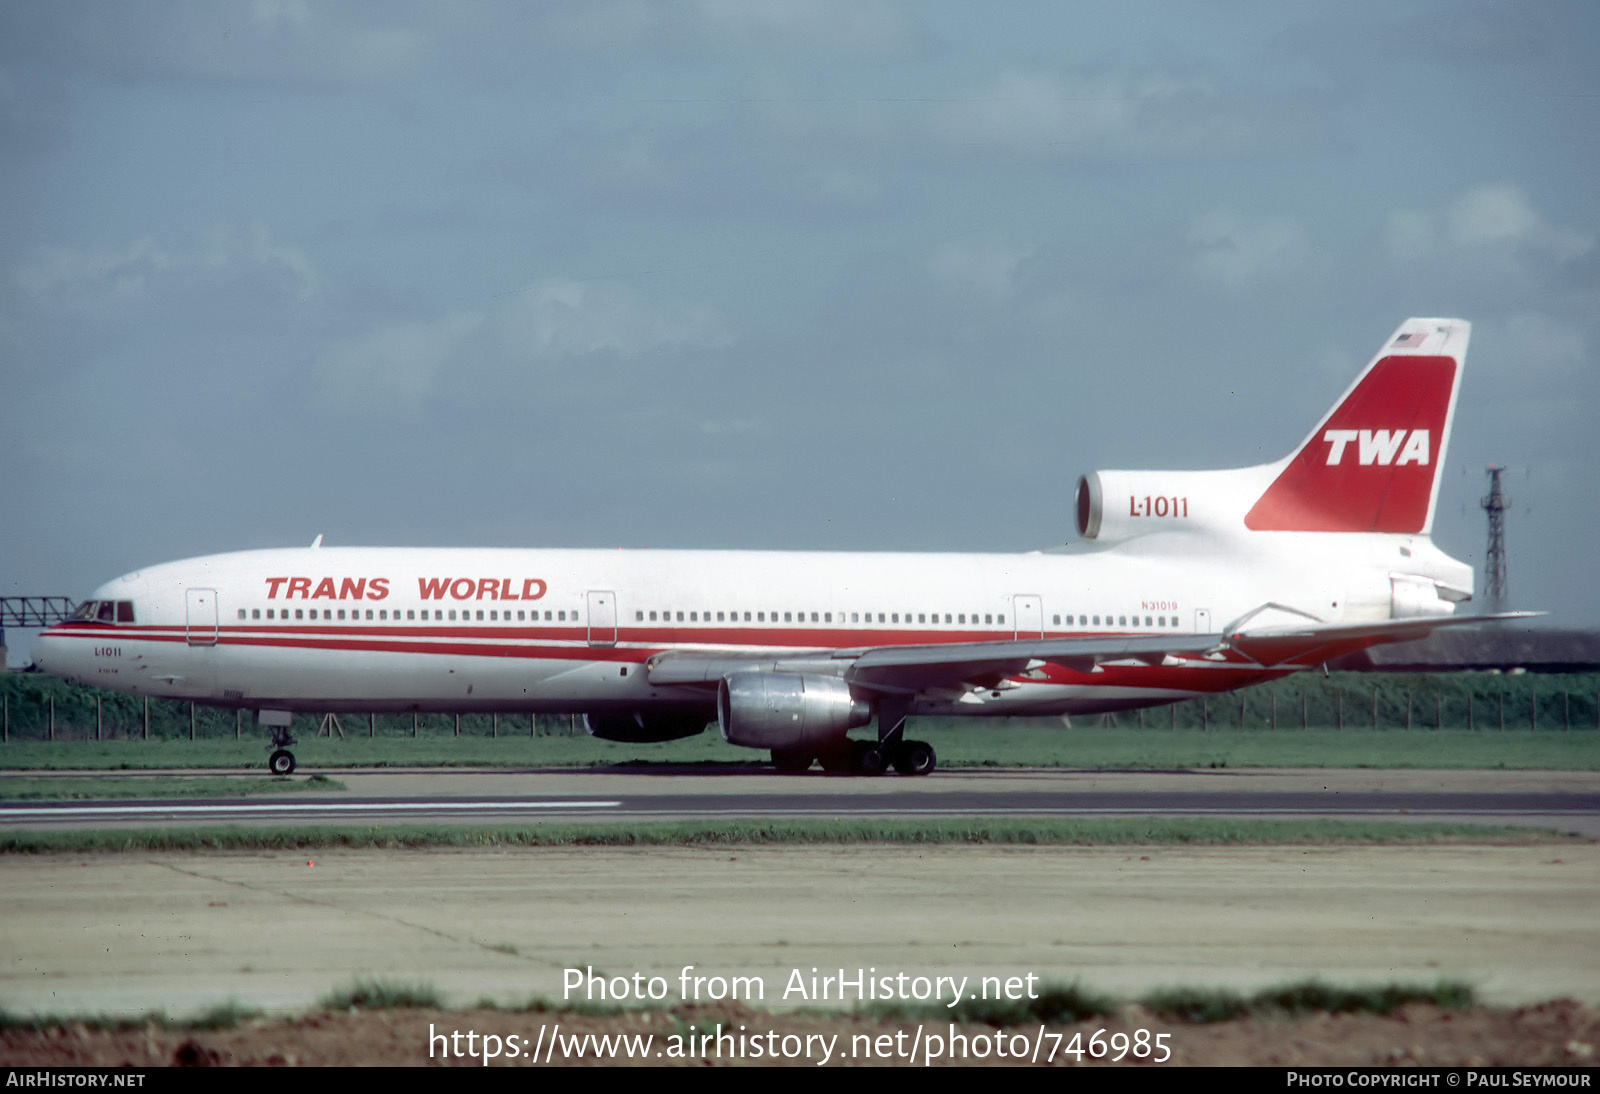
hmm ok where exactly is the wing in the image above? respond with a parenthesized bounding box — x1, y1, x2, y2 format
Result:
(643, 611, 1540, 695)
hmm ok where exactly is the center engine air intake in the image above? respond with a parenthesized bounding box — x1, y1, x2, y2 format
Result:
(1075, 468, 1261, 542)
(717, 673, 872, 750)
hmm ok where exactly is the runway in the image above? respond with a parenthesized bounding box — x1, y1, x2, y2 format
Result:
(4, 767, 1598, 834)
(3, 843, 1597, 1018)
(2, 768, 1595, 1019)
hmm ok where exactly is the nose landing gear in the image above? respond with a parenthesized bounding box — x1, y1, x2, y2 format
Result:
(268, 744, 296, 776)
(259, 711, 297, 776)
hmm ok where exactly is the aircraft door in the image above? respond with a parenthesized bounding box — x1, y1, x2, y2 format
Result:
(1013, 594, 1043, 638)
(186, 588, 218, 646)
(586, 590, 617, 648)
(1194, 608, 1211, 634)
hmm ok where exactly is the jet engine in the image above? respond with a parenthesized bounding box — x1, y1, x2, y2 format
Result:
(717, 673, 872, 751)
(583, 711, 711, 742)
(1074, 468, 1264, 543)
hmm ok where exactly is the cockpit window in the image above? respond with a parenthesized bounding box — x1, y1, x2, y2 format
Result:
(68, 600, 134, 624)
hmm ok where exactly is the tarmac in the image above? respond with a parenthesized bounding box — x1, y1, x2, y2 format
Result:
(3, 841, 1597, 1017)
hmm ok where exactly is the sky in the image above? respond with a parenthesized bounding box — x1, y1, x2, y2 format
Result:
(2, 1, 1597, 663)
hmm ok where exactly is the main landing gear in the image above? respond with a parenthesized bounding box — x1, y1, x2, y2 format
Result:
(772, 737, 937, 776)
(770, 698, 938, 776)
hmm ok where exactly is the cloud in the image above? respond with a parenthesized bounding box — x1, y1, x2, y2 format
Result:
(319, 310, 484, 408)
(929, 69, 1334, 164)
(1183, 212, 1316, 293)
(12, 223, 323, 311)
(929, 240, 1032, 304)
(318, 279, 735, 410)
(1386, 183, 1593, 274)
(0, 1, 438, 90)
(513, 116, 898, 223)
(537, 0, 918, 56)
(1496, 311, 1587, 382)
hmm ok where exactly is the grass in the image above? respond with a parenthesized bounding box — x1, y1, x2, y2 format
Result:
(0, 772, 344, 800)
(862, 980, 1120, 1025)
(0, 999, 262, 1033)
(2, 721, 1597, 772)
(1139, 980, 1477, 1023)
(0, 816, 1578, 855)
(869, 978, 1476, 1026)
(318, 978, 444, 1010)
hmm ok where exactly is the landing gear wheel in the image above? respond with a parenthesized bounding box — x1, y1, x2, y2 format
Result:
(891, 739, 937, 776)
(268, 749, 296, 776)
(851, 740, 889, 777)
(771, 748, 813, 773)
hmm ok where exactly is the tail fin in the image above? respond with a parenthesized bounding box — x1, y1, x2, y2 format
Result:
(1244, 318, 1468, 535)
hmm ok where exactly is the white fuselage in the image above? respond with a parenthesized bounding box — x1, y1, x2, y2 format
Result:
(31, 531, 1462, 720)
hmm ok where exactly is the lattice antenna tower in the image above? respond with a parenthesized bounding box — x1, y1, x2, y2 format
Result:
(1480, 465, 1509, 612)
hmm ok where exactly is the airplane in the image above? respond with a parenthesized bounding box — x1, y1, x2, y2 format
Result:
(32, 317, 1522, 777)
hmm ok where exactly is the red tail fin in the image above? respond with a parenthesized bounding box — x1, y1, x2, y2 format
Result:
(1244, 319, 1468, 535)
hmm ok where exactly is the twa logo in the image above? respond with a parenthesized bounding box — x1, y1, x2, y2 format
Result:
(1322, 429, 1430, 467)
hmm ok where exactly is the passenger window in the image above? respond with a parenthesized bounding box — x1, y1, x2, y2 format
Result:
(1171, 615, 1179, 628)
(824, 612, 832, 623)
(998, 614, 1005, 625)
(984, 615, 992, 625)
(336, 609, 345, 620)
(1118, 616, 1126, 626)
(785, 612, 792, 622)
(811, 612, 819, 623)
(717, 612, 724, 622)
(1158, 616, 1166, 627)
(1145, 616, 1152, 626)
(892, 613, 899, 624)
(449, 610, 457, 621)
(744, 612, 752, 621)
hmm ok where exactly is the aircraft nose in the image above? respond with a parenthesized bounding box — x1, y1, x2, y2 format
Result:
(30, 629, 66, 675)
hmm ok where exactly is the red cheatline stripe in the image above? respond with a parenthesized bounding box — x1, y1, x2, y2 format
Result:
(44, 622, 1147, 647)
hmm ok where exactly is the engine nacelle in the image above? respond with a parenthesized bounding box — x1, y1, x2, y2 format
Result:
(717, 673, 872, 751)
(1074, 468, 1264, 543)
(583, 711, 710, 743)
